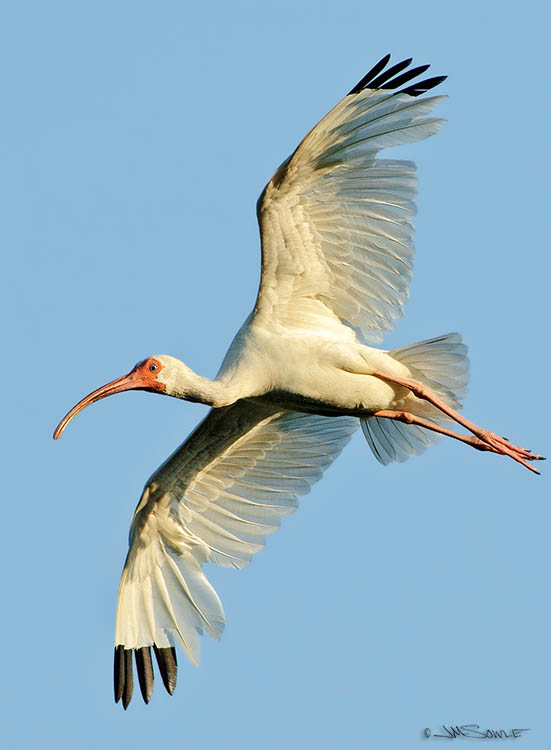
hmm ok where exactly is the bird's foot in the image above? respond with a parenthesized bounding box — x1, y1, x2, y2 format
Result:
(474, 429, 545, 474)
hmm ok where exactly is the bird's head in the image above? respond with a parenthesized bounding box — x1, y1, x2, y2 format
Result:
(53, 354, 199, 439)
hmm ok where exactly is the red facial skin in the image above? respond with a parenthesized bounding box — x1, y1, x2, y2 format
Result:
(53, 358, 166, 440)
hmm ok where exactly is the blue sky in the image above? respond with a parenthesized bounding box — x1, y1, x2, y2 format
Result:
(3, 1, 550, 748)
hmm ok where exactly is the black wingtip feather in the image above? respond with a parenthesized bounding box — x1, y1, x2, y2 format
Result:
(347, 53, 391, 95)
(369, 57, 413, 89)
(400, 75, 447, 97)
(348, 57, 446, 99)
(114, 645, 124, 703)
(153, 645, 178, 696)
(122, 649, 134, 710)
(136, 647, 155, 704)
(114, 643, 179, 706)
(379, 64, 430, 90)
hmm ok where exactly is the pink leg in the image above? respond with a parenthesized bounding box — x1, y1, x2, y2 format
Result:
(373, 409, 502, 453)
(371, 371, 544, 474)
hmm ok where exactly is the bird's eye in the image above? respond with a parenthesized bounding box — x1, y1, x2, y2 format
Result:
(149, 363, 158, 372)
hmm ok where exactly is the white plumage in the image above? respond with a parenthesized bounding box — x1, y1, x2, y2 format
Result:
(54, 55, 542, 708)
(255, 90, 443, 341)
(117, 406, 357, 667)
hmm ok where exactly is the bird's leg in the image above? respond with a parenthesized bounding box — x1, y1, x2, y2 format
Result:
(371, 371, 544, 473)
(372, 409, 504, 454)
(373, 408, 539, 474)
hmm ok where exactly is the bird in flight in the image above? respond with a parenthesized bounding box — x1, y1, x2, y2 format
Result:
(54, 54, 543, 708)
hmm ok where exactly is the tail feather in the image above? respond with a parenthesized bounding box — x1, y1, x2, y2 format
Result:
(390, 332, 469, 407)
(362, 414, 441, 465)
(362, 333, 469, 465)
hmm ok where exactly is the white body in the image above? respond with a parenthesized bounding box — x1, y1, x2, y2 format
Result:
(215, 320, 411, 414)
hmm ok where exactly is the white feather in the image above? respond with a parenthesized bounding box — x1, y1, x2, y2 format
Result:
(115, 403, 357, 661)
(255, 87, 445, 342)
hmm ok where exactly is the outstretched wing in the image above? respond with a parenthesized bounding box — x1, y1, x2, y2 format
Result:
(114, 401, 357, 707)
(254, 55, 446, 342)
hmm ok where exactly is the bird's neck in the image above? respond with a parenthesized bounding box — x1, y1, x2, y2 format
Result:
(166, 366, 238, 408)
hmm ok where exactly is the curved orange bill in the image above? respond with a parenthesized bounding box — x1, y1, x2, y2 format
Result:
(53, 366, 159, 440)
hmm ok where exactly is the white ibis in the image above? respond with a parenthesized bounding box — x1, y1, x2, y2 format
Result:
(54, 55, 543, 708)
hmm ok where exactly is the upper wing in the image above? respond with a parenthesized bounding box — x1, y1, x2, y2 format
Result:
(114, 401, 357, 707)
(254, 55, 446, 342)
